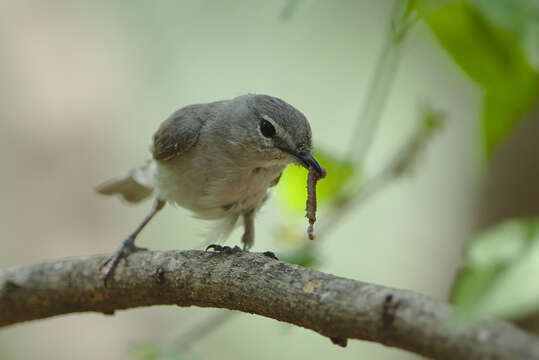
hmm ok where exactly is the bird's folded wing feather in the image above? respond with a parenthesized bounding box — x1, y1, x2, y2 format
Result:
(152, 104, 207, 161)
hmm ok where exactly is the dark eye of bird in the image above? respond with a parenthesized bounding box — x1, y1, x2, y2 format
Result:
(260, 120, 276, 138)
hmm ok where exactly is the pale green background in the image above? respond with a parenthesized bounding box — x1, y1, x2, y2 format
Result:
(0, 1, 483, 359)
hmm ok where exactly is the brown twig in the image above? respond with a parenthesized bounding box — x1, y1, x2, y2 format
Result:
(1, 250, 539, 359)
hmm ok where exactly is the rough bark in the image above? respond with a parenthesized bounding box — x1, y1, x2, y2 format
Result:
(1, 250, 538, 359)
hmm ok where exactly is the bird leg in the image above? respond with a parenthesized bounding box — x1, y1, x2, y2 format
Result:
(101, 198, 166, 287)
(241, 209, 255, 250)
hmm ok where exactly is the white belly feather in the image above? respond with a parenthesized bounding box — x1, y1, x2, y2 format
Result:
(154, 156, 285, 220)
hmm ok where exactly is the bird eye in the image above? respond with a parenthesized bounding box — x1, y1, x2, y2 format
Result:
(260, 120, 276, 138)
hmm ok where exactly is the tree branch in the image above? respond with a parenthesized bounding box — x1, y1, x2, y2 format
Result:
(1, 250, 538, 359)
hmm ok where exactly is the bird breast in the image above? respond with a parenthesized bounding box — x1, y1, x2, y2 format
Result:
(154, 154, 285, 220)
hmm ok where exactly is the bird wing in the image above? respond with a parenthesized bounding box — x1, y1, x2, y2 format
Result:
(151, 104, 207, 161)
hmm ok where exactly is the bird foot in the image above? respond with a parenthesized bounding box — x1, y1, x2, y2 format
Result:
(100, 236, 148, 287)
(205, 245, 278, 260)
(262, 251, 279, 260)
(205, 244, 242, 253)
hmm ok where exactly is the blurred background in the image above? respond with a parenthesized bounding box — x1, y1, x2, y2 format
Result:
(1, 0, 538, 359)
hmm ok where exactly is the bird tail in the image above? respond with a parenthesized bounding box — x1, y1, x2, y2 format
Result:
(96, 161, 156, 204)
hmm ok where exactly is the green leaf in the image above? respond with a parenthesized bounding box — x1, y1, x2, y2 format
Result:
(420, 1, 539, 158)
(129, 343, 195, 360)
(450, 266, 503, 308)
(451, 218, 539, 321)
(466, 219, 536, 267)
(276, 148, 356, 214)
(469, 0, 539, 48)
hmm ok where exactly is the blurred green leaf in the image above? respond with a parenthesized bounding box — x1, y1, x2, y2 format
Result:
(130, 343, 195, 360)
(420, 1, 539, 158)
(451, 218, 539, 321)
(277, 148, 356, 214)
(422, 106, 444, 132)
(450, 266, 502, 308)
(470, 0, 539, 48)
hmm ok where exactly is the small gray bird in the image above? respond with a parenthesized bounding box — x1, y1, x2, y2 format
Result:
(97, 94, 323, 283)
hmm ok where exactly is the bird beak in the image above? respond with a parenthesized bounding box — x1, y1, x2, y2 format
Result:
(276, 146, 325, 177)
(296, 151, 324, 176)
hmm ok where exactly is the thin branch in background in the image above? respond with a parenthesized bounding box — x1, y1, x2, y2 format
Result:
(166, 310, 235, 349)
(130, 310, 236, 358)
(346, 0, 418, 166)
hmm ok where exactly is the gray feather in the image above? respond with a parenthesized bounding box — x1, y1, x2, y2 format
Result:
(152, 102, 224, 161)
